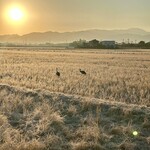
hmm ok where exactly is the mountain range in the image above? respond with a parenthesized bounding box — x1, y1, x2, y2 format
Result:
(0, 28, 150, 44)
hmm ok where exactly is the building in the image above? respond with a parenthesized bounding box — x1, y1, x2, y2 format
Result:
(101, 41, 116, 48)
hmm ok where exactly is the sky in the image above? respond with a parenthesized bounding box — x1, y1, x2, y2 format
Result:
(0, 0, 150, 35)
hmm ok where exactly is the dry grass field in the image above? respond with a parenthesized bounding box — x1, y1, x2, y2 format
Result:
(0, 49, 150, 150)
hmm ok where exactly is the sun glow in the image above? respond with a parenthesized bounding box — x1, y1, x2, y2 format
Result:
(9, 7, 24, 21)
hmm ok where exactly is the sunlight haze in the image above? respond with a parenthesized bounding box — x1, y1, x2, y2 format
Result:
(0, 0, 150, 35)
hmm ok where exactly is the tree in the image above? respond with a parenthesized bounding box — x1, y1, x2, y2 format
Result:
(138, 41, 145, 45)
(89, 39, 99, 48)
(69, 39, 87, 48)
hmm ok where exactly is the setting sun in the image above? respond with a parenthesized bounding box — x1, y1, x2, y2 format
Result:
(9, 7, 24, 21)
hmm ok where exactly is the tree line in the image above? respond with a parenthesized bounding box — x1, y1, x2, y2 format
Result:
(69, 39, 150, 49)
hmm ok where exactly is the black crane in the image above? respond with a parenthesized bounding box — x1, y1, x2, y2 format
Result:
(79, 69, 86, 75)
(56, 68, 60, 77)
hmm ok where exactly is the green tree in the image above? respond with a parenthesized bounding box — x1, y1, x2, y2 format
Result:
(138, 41, 145, 45)
(89, 39, 99, 48)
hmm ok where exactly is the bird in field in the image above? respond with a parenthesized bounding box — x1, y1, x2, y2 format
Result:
(79, 69, 86, 75)
(56, 68, 60, 77)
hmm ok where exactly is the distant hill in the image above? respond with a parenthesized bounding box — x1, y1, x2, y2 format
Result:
(0, 28, 150, 44)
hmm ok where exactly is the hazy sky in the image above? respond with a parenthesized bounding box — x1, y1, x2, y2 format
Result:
(1, 0, 150, 35)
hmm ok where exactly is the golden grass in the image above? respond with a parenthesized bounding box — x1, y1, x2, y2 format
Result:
(0, 49, 150, 149)
(0, 49, 150, 105)
(0, 83, 149, 149)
